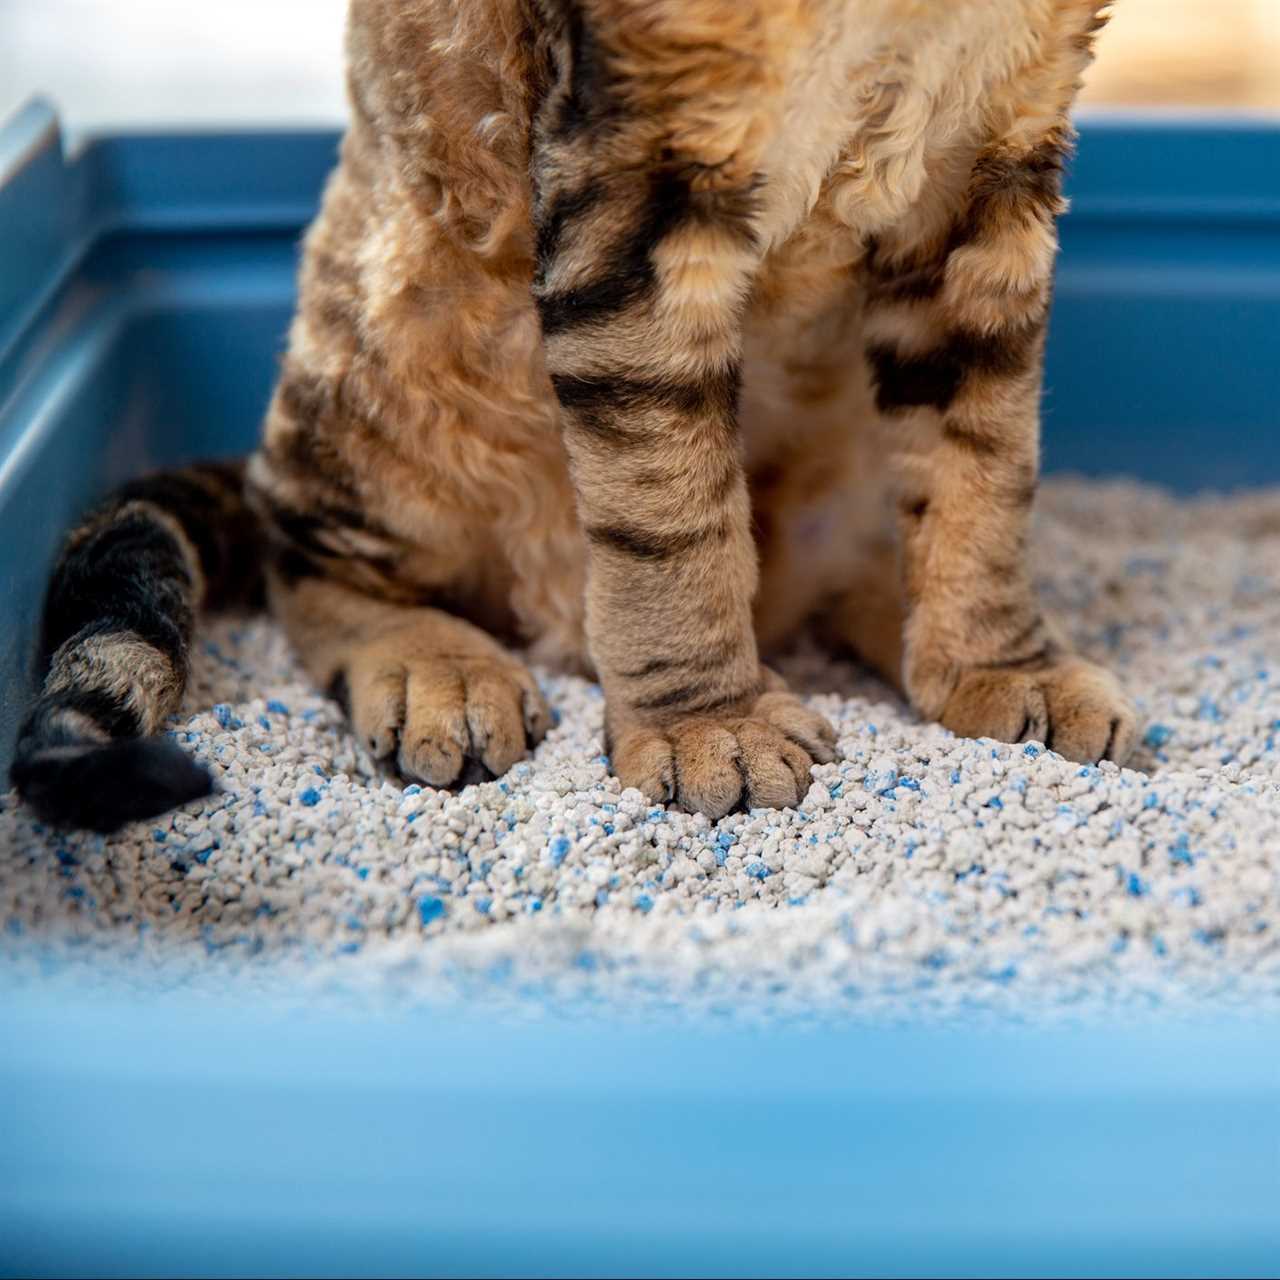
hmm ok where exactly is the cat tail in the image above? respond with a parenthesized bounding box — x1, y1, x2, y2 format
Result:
(10, 460, 265, 833)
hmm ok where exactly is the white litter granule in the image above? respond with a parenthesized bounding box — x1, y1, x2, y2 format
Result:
(1, 477, 1278, 1022)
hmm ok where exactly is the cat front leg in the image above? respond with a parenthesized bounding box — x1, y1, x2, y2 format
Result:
(530, 14, 835, 817)
(860, 128, 1139, 764)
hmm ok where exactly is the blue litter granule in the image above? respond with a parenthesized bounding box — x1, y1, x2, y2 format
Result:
(744, 860, 770, 880)
(573, 950, 598, 972)
(417, 896, 447, 926)
(299, 788, 322, 808)
(922, 950, 949, 971)
(474, 897, 492, 915)
(266, 700, 290, 715)
(1152, 935, 1168, 957)
(213, 704, 243, 731)
(1169, 833, 1194, 866)
(987, 795, 1003, 810)
(1126, 872, 1148, 898)
(193, 848, 213, 865)
(950, 768, 962, 784)
(54, 849, 78, 868)
(986, 964, 1017, 984)
(874, 770, 900, 797)
(634, 893, 654, 913)
(1196, 697, 1224, 723)
(526, 897, 544, 914)
(258, 716, 271, 730)
(356, 867, 370, 881)
(337, 942, 361, 955)
(1022, 743, 1040, 758)
(403, 784, 423, 797)
(547, 835, 571, 867)
(594, 889, 609, 907)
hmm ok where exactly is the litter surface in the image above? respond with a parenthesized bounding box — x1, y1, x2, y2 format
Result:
(2, 478, 1279, 1021)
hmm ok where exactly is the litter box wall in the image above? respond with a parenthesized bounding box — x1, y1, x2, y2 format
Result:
(1, 100, 1279, 774)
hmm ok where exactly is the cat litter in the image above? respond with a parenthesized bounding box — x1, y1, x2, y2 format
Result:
(1, 476, 1279, 1021)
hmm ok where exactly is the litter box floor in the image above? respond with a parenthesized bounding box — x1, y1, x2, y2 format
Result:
(2, 478, 1279, 1022)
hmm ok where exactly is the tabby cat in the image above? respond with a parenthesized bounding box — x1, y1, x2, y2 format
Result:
(12, 0, 1138, 833)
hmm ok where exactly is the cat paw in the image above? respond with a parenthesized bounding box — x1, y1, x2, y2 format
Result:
(338, 646, 552, 786)
(610, 687, 837, 820)
(939, 657, 1138, 765)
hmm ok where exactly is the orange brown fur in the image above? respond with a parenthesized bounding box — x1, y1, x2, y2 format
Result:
(249, 0, 1137, 815)
(22, 0, 1139, 829)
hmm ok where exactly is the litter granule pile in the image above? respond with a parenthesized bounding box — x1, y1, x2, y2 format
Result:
(2, 477, 1279, 1021)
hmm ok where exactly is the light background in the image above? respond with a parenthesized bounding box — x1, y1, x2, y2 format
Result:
(1, 0, 1279, 140)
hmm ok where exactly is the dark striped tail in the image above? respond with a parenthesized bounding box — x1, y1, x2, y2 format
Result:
(10, 460, 264, 833)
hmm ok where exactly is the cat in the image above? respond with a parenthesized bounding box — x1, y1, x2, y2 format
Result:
(11, 0, 1138, 833)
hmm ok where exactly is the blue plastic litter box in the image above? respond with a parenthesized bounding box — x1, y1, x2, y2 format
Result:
(1, 100, 1279, 1278)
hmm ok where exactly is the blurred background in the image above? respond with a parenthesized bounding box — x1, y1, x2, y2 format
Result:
(1, 0, 1279, 141)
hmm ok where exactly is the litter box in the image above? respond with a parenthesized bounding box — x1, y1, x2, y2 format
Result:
(1, 100, 1279, 1278)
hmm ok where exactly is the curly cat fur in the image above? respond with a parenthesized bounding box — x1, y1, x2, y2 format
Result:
(13, 0, 1137, 830)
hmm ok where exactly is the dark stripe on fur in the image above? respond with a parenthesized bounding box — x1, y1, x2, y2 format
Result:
(953, 133, 1069, 251)
(42, 511, 193, 667)
(537, 168, 758, 336)
(585, 520, 725, 561)
(535, 185, 606, 279)
(941, 419, 1003, 456)
(629, 683, 748, 715)
(115, 462, 263, 611)
(867, 344, 965, 415)
(868, 321, 1043, 415)
(13, 686, 144, 786)
(862, 238, 948, 304)
(549, 0, 614, 137)
(967, 597, 1039, 637)
(551, 364, 740, 441)
(617, 640, 739, 682)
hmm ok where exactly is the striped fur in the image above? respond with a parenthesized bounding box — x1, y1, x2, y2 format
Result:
(14, 0, 1139, 830)
(12, 464, 261, 831)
